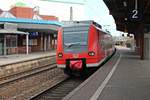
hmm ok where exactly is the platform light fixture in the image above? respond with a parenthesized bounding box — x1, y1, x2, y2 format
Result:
(88, 51, 95, 56)
(58, 53, 63, 58)
(123, 1, 127, 7)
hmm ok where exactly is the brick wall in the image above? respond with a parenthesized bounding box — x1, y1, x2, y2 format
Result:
(10, 7, 34, 19)
(40, 15, 58, 21)
(9, 7, 59, 21)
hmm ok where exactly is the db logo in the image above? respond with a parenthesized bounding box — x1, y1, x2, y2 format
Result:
(73, 54, 79, 58)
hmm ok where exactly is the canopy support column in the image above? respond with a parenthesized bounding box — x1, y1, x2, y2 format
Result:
(26, 34, 29, 54)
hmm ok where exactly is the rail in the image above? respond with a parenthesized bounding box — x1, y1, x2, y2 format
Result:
(0, 55, 68, 100)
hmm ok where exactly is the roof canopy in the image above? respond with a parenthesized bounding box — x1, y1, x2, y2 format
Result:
(0, 18, 62, 33)
(0, 18, 62, 26)
(103, 0, 150, 33)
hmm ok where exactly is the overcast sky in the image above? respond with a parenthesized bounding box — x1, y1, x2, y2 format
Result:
(0, 0, 122, 36)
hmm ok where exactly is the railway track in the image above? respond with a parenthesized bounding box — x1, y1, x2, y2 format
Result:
(0, 64, 56, 85)
(31, 51, 115, 100)
(31, 77, 88, 100)
(0, 52, 114, 99)
(0, 56, 68, 100)
(0, 56, 56, 85)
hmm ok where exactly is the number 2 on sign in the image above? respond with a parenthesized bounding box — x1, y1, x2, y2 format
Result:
(132, 10, 138, 19)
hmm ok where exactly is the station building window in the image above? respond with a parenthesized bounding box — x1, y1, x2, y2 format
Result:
(22, 32, 40, 52)
(6, 35, 18, 54)
(28, 32, 38, 46)
(6, 35, 17, 47)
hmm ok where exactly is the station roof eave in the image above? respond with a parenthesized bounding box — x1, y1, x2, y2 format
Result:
(103, 0, 150, 33)
(0, 29, 28, 35)
(17, 23, 59, 33)
(0, 17, 62, 33)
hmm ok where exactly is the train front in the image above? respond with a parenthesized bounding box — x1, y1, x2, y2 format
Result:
(57, 22, 90, 76)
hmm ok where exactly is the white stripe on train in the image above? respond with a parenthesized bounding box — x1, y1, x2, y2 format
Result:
(57, 57, 107, 68)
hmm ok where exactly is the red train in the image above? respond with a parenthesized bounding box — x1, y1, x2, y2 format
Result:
(56, 21, 115, 76)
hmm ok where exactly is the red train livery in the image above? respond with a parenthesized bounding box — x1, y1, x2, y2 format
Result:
(56, 21, 115, 76)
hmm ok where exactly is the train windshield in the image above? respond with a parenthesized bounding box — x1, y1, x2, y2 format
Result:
(63, 26, 89, 53)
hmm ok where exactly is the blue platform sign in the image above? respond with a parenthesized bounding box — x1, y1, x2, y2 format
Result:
(29, 32, 39, 38)
(128, 9, 142, 22)
(128, 0, 143, 22)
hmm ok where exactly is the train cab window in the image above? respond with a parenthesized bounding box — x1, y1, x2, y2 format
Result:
(63, 26, 89, 53)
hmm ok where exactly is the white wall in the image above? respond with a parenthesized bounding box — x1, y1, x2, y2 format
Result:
(144, 33, 150, 59)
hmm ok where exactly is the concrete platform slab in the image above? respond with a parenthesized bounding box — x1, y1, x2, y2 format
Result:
(63, 47, 150, 100)
(0, 51, 56, 66)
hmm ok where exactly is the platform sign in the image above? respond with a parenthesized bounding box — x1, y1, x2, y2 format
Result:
(128, 0, 143, 22)
(131, 9, 138, 19)
(128, 9, 142, 22)
(29, 32, 39, 38)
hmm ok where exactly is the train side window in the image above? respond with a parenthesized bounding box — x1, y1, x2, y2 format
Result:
(100, 34, 105, 50)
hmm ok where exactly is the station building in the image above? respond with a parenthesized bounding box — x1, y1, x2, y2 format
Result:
(0, 6, 61, 55)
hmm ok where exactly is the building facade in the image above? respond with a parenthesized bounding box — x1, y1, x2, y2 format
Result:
(0, 6, 61, 55)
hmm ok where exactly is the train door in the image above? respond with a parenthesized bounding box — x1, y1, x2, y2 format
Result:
(144, 38, 150, 59)
(97, 30, 101, 60)
(99, 31, 105, 59)
(0, 35, 4, 55)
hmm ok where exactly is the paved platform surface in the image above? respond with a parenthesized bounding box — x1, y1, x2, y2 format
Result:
(63, 47, 150, 100)
(0, 51, 56, 66)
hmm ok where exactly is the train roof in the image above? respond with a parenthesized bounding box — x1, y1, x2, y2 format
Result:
(62, 20, 112, 36)
(62, 20, 102, 29)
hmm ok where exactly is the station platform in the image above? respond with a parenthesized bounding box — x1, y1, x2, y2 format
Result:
(63, 47, 150, 100)
(0, 51, 56, 66)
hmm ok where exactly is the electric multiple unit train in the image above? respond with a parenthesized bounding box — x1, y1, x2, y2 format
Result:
(56, 21, 115, 76)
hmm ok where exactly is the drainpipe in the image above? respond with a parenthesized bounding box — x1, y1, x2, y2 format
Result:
(26, 34, 29, 54)
(4, 35, 6, 55)
(48, 34, 50, 50)
(44, 34, 47, 51)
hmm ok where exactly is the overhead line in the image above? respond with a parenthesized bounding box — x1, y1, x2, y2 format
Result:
(40, 0, 85, 5)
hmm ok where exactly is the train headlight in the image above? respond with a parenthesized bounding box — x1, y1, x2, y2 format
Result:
(88, 51, 95, 56)
(58, 53, 63, 58)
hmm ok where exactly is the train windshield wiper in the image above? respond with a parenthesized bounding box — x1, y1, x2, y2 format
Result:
(64, 42, 86, 48)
